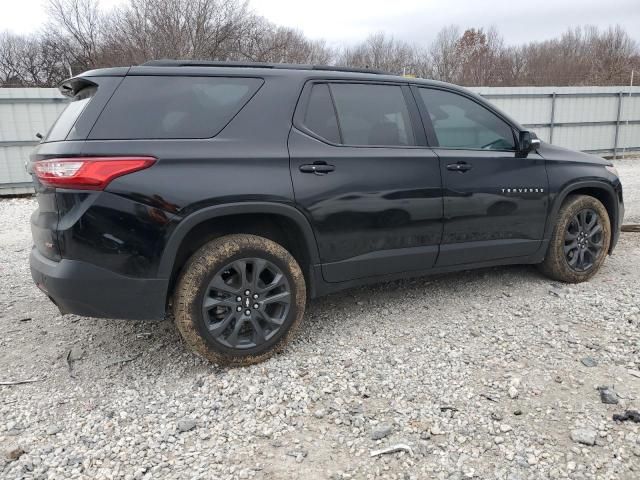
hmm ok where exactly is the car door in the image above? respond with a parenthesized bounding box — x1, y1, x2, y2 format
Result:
(288, 81, 443, 283)
(413, 86, 549, 267)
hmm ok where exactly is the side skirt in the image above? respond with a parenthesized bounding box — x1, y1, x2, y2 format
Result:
(309, 240, 548, 299)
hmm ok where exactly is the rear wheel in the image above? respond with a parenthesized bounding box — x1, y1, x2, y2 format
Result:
(538, 195, 611, 283)
(174, 234, 306, 365)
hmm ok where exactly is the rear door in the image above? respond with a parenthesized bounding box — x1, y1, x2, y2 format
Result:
(289, 80, 443, 283)
(413, 86, 548, 266)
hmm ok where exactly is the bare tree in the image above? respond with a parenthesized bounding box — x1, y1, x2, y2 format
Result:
(0, 31, 68, 86)
(102, 0, 250, 63)
(0, 32, 22, 85)
(336, 32, 418, 74)
(47, 0, 103, 73)
(590, 25, 638, 84)
(429, 25, 460, 82)
(0, 3, 638, 89)
(234, 15, 330, 63)
(450, 27, 505, 86)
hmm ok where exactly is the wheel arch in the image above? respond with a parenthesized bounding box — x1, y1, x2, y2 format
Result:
(547, 181, 619, 253)
(158, 202, 321, 299)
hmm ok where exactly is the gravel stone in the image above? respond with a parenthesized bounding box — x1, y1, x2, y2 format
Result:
(571, 428, 598, 446)
(581, 356, 598, 367)
(1, 161, 639, 479)
(5, 447, 25, 462)
(371, 424, 393, 440)
(177, 419, 196, 432)
(598, 386, 619, 405)
(45, 425, 61, 435)
(67, 345, 84, 362)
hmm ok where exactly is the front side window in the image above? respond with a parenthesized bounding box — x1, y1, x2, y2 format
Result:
(419, 88, 515, 150)
(90, 76, 263, 140)
(329, 83, 415, 147)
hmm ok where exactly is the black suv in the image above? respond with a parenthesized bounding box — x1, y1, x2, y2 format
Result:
(29, 61, 624, 365)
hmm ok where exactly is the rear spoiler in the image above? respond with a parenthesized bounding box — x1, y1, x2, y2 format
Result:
(58, 67, 130, 97)
(59, 76, 98, 98)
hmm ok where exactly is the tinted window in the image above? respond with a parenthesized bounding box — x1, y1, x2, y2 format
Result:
(419, 88, 515, 150)
(45, 87, 95, 141)
(330, 84, 415, 146)
(303, 84, 341, 143)
(90, 76, 263, 139)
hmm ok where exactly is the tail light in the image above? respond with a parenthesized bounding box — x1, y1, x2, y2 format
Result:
(33, 157, 156, 190)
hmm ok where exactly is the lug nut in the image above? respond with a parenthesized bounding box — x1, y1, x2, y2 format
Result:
(236, 296, 242, 302)
(236, 306, 242, 312)
(253, 303, 259, 309)
(245, 290, 251, 295)
(253, 294, 258, 299)
(245, 309, 251, 316)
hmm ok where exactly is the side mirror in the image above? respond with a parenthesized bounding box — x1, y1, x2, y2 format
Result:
(518, 131, 540, 157)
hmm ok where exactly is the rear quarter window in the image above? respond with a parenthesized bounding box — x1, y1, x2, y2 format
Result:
(89, 76, 263, 140)
(45, 87, 96, 142)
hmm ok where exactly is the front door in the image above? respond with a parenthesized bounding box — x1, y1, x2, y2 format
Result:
(289, 81, 443, 282)
(414, 86, 549, 266)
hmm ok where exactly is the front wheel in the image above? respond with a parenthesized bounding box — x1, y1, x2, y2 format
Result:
(174, 234, 306, 366)
(538, 195, 611, 283)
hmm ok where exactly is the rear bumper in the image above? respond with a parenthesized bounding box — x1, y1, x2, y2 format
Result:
(30, 248, 168, 320)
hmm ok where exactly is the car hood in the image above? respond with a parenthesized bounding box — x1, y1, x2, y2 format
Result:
(536, 142, 610, 166)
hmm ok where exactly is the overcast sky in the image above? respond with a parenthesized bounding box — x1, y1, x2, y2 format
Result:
(2, 0, 639, 47)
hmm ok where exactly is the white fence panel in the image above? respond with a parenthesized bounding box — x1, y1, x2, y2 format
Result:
(0, 88, 68, 194)
(470, 85, 640, 155)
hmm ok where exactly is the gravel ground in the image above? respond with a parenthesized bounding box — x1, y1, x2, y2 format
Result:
(1, 160, 639, 480)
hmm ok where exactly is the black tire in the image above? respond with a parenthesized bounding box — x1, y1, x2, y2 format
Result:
(538, 195, 611, 283)
(173, 234, 306, 366)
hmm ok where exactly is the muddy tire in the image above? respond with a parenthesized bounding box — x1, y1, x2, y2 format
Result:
(173, 234, 306, 366)
(538, 195, 611, 283)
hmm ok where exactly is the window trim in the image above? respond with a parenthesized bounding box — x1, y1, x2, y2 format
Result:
(293, 79, 427, 149)
(411, 85, 519, 153)
(326, 83, 345, 144)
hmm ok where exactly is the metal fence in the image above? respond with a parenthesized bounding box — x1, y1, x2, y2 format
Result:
(0, 85, 639, 195)
(470, 86, 640, 156)
(0, 88, 68, 195)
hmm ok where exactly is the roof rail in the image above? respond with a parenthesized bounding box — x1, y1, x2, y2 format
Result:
(140, 59, 389, 75)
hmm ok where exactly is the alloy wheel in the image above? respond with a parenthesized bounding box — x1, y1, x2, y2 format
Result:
(564, 208, 603, 272)
(201, 258, 291, 349)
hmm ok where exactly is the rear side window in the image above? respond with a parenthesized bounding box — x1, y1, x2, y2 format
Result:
(303, 84, 341, 144)
(418, 88, 515, 150)
(330, 83, 415, 147)
(89, 76, 263, 139)
(45, 87, 96, 141)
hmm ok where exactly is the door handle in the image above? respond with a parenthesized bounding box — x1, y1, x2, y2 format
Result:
(299, 162, 335, 175)
(446, 162, 472, 172)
